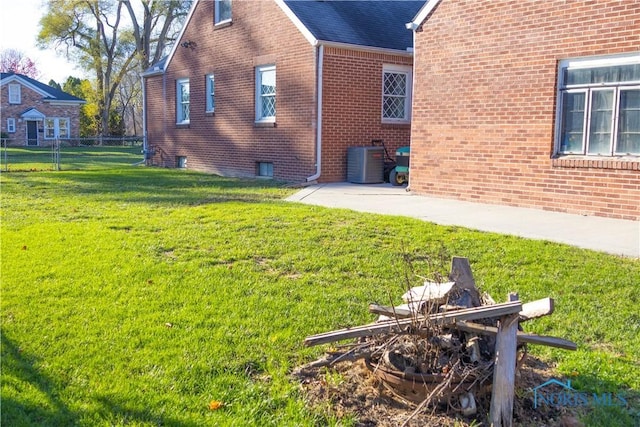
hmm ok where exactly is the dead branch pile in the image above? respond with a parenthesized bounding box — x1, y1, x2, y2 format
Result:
(295, 257, 577, 426)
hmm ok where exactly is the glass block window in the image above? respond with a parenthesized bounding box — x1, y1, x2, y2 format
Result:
(256, 65, 276, 122)
(557, 54, 640, 156)
(176, 78, 190, 124)
(382, 65, 412, 123)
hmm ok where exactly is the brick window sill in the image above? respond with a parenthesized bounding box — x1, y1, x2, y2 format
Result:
(552, 156, 639, 171)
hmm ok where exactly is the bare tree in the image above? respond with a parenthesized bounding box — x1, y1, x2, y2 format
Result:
(0, 49, 40, 79)
(38, 0, 190, 137)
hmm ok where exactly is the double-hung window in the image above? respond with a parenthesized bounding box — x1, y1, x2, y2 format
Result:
(255, 65, 276, 123)
(557, 54, 640, 156)
(382, 65, 412, 123)
(44, 118, 70, 139)
(206, 74, 215, 113)
(215, 0, 232, 25)
(176, 78, 190, 124)
(6, 118, 16, 133)
(8, 84, 21, 104)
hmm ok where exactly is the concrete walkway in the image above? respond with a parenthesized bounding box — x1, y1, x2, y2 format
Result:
(286, 182, 639, 258)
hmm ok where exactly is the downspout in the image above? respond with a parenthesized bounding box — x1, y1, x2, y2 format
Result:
(306, 44, 324, 182)
(407, 31, 417, 192)
(141, 73, 147, 156)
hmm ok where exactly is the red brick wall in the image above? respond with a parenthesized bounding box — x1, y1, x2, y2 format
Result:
(321, 47, 412, 182)
(145, 1, 414, 183)
(411, 0, 640, 220)
(145, 0, 317, 182)
(1, 82, 81, 146)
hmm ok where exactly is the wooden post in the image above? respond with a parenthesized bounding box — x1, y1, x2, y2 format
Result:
(449, 257, 482, 307)
(490, 293, 519, 427)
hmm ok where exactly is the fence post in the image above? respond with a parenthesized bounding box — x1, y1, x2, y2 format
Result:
(2, 138, 7, 172)
(53, 139, 61, 171)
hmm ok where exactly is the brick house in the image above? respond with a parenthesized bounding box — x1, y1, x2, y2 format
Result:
(0, 72, 84, 146)
(142, 0, 423, 182)
(407, 1, 640, 220)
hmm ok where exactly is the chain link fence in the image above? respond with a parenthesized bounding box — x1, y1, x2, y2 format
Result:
(1, 137, 145, 172)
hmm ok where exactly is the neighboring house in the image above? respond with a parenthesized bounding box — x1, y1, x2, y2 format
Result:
(407, 1, 640, 220)
(142, 0, 423, 182)
(0, 72, 84, 146)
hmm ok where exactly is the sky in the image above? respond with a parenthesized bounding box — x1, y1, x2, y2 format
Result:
(0, 0, 85, 83)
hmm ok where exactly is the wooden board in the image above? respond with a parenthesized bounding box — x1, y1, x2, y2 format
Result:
(304, 300, 522, 347)
(371, 297, 555, 323)
(454, 321, 577, 350)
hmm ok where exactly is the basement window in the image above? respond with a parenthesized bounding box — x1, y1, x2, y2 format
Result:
(256, 162, 273, 178)
(176, 156, 187, 169)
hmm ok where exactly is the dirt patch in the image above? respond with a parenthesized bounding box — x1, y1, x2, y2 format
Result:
(296, 355, 583, 426)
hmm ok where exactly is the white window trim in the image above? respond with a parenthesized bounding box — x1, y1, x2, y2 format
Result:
(555, 52, 640, 157)
(215, 0, 232, 26)
(7, 118, 16, 133)
(206, 74, 215, 113)
(255, 65, 276, 123)
(381, 64, 412, 124)
(44, 117, 70, 139)
(8, 84, 21, 104)
(176, 78, 190, 124)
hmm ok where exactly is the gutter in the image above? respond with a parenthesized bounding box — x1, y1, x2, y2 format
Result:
(319, 40, 413, 58)
(306, 44, 324, 182)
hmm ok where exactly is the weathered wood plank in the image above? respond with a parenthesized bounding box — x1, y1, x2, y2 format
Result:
(454, 321, 577, 350)
(368, 303, 413, 318)
(371, 297, 556, 323)
(490, 293, 519, 427)
(304, 300, 522, 347)
(449, 256, 482, 307)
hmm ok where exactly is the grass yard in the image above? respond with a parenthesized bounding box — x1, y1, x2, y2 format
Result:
(0, 145, 144, 172)
(1, 168, 638, 426)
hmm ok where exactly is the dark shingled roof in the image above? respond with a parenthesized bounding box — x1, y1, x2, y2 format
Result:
(0, 72, 85, 102)
(284, 0, 423, 51)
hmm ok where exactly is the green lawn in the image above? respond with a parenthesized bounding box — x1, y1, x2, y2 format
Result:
(0, 145, 143, 172)
(1, 168, 638, 426)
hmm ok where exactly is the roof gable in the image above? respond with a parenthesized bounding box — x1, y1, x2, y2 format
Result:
(20, 107, 46, 120)
(146, 0, 423, 75)
(284, 0, 424, 51)
(0, 72, 85, 103)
